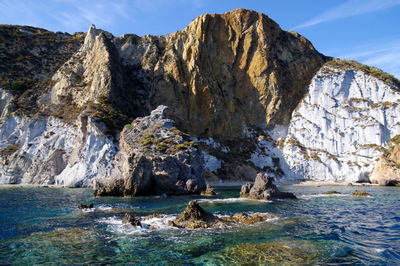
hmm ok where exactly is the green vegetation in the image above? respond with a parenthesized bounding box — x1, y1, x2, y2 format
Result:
(170, 126, 190, 137)
(0, 144, 19, 156)
(141, 134, 156, 146)
(176, 141, 197, 150)
(125, 35, 139, 45)
(347, 97, 369, 104)
(388, 135, 400, 150)
(156, 143, 169, 152)
(89, 100, 131, 135)
(124, 124, 135, 130)
(359, 143, 387, 153)
(323, 59, 400, 90)
(328, 154, 339, 163)
(353, 115, 370, 121)
(370, 101, 398, 109)
(308, 152, 321, 162)
(2, 77, 35, 93)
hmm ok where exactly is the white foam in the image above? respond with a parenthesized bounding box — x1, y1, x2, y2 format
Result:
(198, 198, 272, 204)
(298, 193, 349, 199)
(79, 208, 95, 213)
(97, 216, 146, 235)
(140, 215, 177, 230)
(96, 214, 179, 235)
(96, 206, 113, 211)
(97, 216, 123, 225)
(374, 248, 385, 253)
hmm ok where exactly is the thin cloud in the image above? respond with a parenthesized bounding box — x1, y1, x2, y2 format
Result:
(332, 40, 400, 78)
(54, 0, 132, 32)
(294, 0, 400, 29)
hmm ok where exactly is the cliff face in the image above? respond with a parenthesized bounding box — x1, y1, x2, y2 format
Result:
(0, 9, 399, 187)
(279, 63, 400, 182)
(370, 138, 400, 185)
(152, 9, 326, 138)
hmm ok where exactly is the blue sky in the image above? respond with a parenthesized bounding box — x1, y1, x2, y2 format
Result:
(1, 0, 399, 78)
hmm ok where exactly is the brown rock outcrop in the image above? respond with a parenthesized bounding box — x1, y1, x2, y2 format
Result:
(169, 200, 277, 229)
(322, 191, 341, 195)
(240, 173, 296, 200)
(122, 213, 141, 227)
(45, 9, 326, 140)
(352, 190, 372, 197)
(370, 143, 400, 186)
(154, 9, 326, 139)
(200, 185, 217, 196)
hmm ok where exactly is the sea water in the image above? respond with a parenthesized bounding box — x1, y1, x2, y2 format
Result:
(0, 186, 399, 265)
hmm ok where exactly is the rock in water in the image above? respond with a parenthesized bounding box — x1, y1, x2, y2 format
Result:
(352, 190, 372, 197)
(93, 178, 125, 196)
(240, 173, 297, 200)
(78, 203, 94, 210)
(200, 185, 216, 196)
(169, 201, 278, 229)
(171, 201, 218, 229)
(322, 191, 341, 195)
(122, 213, 141, 227)
(240, 183, 253, 197)
(94, 106, 206, 197)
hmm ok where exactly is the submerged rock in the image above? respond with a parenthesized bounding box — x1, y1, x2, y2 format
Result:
(240, 173, 297, 200)
(352, 190, 372, 197)
(216, 242, 317, 265)
(122, 213, 141, 227)
(223, 212, 277, 225)
(200, 185, 216, 196)
(169, 200, 277, 229)
(322, 191, 341, 195)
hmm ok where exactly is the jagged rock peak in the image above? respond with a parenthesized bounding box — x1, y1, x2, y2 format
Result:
(186, 8, 279, 32)
(155, 8, 326, 139)
(83, 24, 114, 50)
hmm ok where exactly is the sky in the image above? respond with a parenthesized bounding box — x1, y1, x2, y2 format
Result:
(1, 0, 399, 78)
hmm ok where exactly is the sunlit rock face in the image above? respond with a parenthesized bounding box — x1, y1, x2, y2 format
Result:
(0, 115, 117, 186)
(0, 10, 399, 187)
(278, 68, 400, 182)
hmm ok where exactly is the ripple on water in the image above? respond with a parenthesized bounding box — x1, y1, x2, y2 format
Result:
(0, 186, 399, 264)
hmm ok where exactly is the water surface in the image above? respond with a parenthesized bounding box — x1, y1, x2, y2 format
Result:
(0, 185, 399, 265)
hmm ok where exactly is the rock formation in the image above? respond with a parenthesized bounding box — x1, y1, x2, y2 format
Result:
(94, 106, 206, 196)
(169, 200, 277, 229)
(78, 203, 94, 210)
(240, 173, 296, 200)
(0, 9, 399, 188)
(200, 185, 217, 196)
(370, 138, 400, 186)
(322, 191, 341, 195)
(352, 190, 372, 197)
(122, 213, 141, 226)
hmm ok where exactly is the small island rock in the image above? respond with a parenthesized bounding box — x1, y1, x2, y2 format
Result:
(200, 185, 217, 196)
(352, 190, 372, 197)
(122, 213, 142, 227)
(240, 173, 296, 200)
(78, 203, 94, 210)
(322, 191, 341, 195)
(169, 201, 277, 229)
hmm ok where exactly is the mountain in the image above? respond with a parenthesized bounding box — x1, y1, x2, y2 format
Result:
(0, 9, 399, 189)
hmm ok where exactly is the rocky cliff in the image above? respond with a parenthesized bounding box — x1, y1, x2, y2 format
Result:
(0, 9, 399, 188)
(370, 136, 400, 185)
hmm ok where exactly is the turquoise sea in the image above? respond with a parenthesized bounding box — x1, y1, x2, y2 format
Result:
(0, 185, 399, 265)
